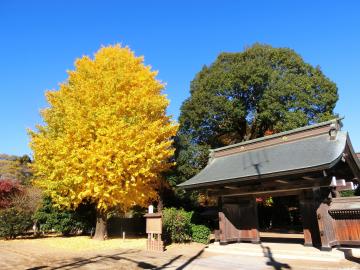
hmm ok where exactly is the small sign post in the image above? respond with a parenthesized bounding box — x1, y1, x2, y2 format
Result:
(144, 212, 164, 252)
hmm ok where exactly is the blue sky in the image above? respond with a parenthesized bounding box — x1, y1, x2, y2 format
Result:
(0, 1, 359, 156)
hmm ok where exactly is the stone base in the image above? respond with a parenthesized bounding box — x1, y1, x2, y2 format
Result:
(147, 239, 164, 252)
(320, 246, 332, 252)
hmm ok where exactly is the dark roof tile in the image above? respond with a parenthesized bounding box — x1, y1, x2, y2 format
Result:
(179, 132, 347, 188)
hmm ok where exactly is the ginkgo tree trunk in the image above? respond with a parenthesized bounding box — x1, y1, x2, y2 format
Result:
(29, 45, 178, 240)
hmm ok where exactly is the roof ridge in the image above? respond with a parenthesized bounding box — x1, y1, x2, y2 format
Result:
(213, 131, 343, 160)
(212, 117, 343, 153)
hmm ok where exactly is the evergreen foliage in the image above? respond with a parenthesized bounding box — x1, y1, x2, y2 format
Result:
(191, 224, 211, 244)
(174, 44, 338, 184)
(34, 197, 96, 236)
(162, 207, 193, 243)
(0, 207, 33, 239)
(162, 207, 211, 244)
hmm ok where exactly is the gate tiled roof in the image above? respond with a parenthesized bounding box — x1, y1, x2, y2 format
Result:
(178, 119, 360, 189)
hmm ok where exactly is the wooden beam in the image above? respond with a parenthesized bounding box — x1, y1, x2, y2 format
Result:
(224, 186, 240, 189)
(344, 145, 360, 180)
(302, 176, 318, 180)
(275, 180, 288, 184)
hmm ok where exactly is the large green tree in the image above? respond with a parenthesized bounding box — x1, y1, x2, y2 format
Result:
(174, 44, 338, 184)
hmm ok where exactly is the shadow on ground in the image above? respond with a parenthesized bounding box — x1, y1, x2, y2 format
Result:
(175, 249, 204, 270)
(25, 248, 205, 270)
(260, 244, 292, 270)
(338, 248, 360, 264)
(26, 250, 154, 270)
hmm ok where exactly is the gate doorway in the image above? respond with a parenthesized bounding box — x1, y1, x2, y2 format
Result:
(257, 194, 304, 244)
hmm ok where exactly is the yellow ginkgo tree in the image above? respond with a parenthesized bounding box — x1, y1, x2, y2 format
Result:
(29, 45, 178, 240)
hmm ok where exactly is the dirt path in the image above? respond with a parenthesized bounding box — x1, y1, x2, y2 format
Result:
(0, 238, 206, 269)
(0, 238, 359, 269)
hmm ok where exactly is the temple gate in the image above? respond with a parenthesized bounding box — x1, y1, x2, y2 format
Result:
(179, 119, 360, 250)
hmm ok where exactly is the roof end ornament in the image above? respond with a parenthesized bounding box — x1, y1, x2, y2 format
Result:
(329, 122, 338, 140)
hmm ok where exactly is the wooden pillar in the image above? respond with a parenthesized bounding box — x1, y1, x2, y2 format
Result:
(218, 196, 226, 243)
(299, 189, 321, 247)
(315, 187, 336, 251)
(316, 202, 331, 250)
(250, 196, 260, 244)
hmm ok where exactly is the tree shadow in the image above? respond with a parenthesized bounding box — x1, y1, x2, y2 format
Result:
(174, 249, 204, 270)
(155, 254, 182, 269)
(260, 244, 291, 270)
(337, 248, 360, 264)
(26, 250, 156, 270)
(26, 248, 205, 270)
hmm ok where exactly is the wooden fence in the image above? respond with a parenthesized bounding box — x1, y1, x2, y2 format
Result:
(108, 217, 146, 237)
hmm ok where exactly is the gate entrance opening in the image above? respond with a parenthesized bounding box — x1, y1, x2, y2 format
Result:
(257, 194, 304, 244)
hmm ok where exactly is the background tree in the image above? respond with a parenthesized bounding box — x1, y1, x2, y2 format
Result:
(0, 154, 32, 184)
(175, 44, 338, 184)
(30, 45, 178, 240)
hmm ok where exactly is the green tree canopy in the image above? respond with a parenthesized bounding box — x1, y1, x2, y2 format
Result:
(174, 44, 338, 184)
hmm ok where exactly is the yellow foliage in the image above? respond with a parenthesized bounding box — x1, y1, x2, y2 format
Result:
(29, 45, 178, 213)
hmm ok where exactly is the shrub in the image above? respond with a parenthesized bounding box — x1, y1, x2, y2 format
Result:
(0, 207, 33, 239)
(0, 187, 41, 239)
(34, 197, 95, 236)
(191, 224, 211, 244)
(0, 179, 22, 209)
(340, 190, 355, 197)
(162, 207, 192, 243)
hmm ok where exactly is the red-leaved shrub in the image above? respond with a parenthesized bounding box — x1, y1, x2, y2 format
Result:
(0, 179, 23, 209)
